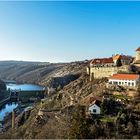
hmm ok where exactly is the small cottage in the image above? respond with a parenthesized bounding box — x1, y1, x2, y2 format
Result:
(89, 99, 102, 115)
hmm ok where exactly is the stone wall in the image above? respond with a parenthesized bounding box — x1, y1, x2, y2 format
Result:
(88, 65, 129, 80)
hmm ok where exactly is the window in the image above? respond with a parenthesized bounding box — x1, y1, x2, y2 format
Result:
(93, 109, 96, 113)
(132, 83, 134, 86)
(119, 82, 121, 85)
(114, 82, 117, 85)
(128, 82, 131, 86)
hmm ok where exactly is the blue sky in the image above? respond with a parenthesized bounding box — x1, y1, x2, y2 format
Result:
(0, 1, 140, 62)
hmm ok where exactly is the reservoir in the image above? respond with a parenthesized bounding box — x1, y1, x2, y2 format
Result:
(6, 84, 45, 101)
(7, 83, 45, 91)
(0, 83, 45, 122)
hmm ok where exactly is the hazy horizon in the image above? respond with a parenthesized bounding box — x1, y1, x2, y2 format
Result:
(0, 1, 140, 62)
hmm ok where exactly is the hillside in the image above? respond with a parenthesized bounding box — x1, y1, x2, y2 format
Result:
(0, 73, 140, 139)
(0, 73, 108, 139)
(0, 72, 140, 139)
(0, 61, 139, 139)
(0, 61, 88, 85)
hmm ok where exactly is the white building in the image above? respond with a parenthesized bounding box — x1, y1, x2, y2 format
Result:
(108, 74, 140, 88)
(89, 100, 101, 115)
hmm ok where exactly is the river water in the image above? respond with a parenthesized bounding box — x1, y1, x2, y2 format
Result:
(0, 102, 18, 121)
(0, 83, 45, 122)
(7, 83, 45, 91)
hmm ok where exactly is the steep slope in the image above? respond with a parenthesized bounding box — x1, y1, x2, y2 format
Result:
(41, 61, 88, 88)
(53, 74, 107, 108)
(0, 73, 108, 139)
(0, 67, 140, 139)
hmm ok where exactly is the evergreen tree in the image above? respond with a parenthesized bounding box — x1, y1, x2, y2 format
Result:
(116, 59, 122, 67)
(68, 105, 90, 139)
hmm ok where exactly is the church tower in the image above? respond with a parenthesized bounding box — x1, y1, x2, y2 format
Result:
(135, 47, 140, 61)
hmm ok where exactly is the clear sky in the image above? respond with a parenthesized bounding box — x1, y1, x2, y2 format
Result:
(0, 1, 140, 62)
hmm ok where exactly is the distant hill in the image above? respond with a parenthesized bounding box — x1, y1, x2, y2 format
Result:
(0, 61, 89, 86)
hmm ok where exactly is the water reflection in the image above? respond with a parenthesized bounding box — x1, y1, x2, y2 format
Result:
(0, 102, 18, 121)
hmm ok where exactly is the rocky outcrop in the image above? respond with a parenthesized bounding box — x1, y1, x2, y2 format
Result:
(45, 74, 80, 89)
(45, 74, 107, 108)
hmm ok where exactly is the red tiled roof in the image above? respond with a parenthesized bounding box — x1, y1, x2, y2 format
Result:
(91, 57, 114, 65)
(89, 97, 102, 104)
(136, 47, 140, 51)
(113, 54, 121, 61)
(113, 54, 132, 60)
(109, 74, 139, 80)
(89, 100, 102, 107)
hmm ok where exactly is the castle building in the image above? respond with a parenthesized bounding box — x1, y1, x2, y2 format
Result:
(87, 50, 134, 81)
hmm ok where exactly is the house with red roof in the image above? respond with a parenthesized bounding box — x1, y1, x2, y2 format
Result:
(113, 54, 133, 65)
(90, 54, 132, 68)
(90, 57, 114, 67)
(108, 73, 140, 88)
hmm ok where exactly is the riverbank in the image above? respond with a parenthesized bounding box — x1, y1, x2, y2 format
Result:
(0, 102, 18, 132)
(0, 101, 35, 132)
(0, 82, 46, 133)
(0, 97, 10, 109)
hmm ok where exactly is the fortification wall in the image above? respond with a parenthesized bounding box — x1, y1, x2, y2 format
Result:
(89, 65, 129, 80)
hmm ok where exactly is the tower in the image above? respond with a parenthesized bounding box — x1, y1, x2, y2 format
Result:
(135, 47, 140, 61)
